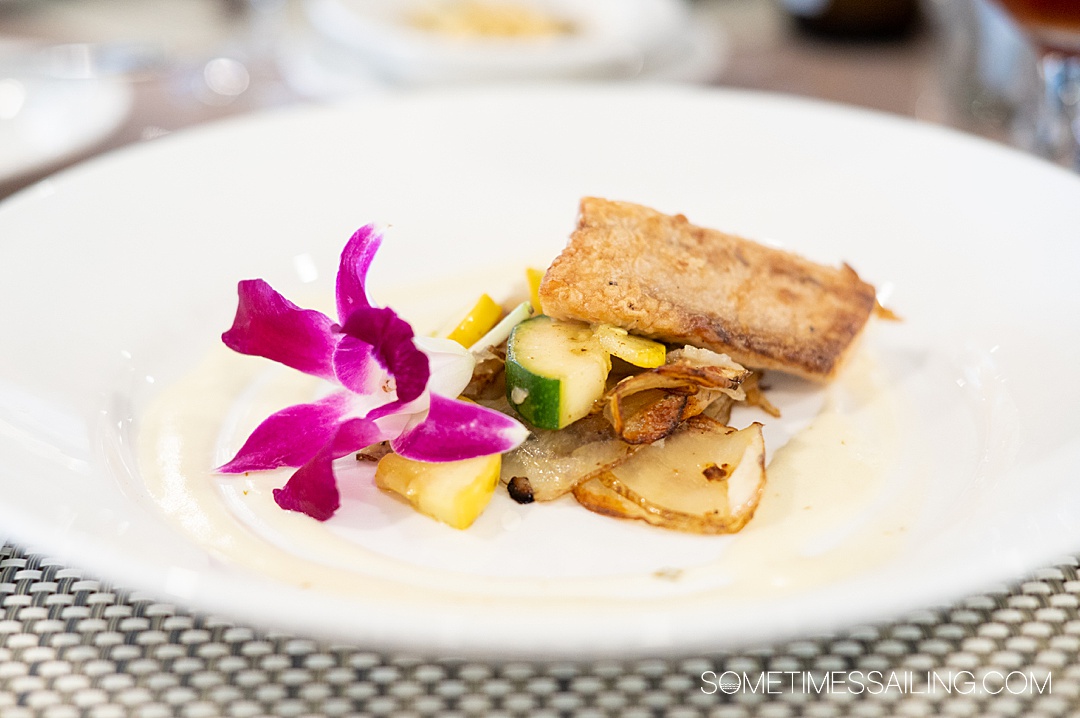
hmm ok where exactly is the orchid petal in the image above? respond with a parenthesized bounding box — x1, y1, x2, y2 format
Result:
(273, 437, 339, 520)
(222, 226, 531, 522)
(332, 334, 383, 396)
(331, 415, 390, 456)
(273, 416, 387, 521)
(222, 279, 337, 380)
(372, 406, 419, 440)
(391, 394, 529, 462)
(336, 224, 381, 323)
(413, 336, 477, 399)
(217, 393, 353, 473)
(365, 396, 415, 422)
(338, 305, 429, 417)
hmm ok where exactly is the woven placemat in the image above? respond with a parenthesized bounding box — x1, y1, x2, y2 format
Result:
(2, 542, 1079, 717)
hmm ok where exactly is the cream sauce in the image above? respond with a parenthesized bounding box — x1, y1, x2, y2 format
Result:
(136, 285, 917, 605)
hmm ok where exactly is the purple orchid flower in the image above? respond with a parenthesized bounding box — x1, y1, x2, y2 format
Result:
(217, 225, 528, 521)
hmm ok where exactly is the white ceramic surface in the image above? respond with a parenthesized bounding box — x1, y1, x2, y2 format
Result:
(0, 86, 1078, 657)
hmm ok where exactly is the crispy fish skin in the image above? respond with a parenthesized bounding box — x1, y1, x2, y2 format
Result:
(538, 198, 876, 381)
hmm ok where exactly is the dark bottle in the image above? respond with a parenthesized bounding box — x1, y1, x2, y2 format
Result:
(780, 0, 920, 40)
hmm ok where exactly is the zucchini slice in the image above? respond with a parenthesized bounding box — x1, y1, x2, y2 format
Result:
(505, 315, 610, 429)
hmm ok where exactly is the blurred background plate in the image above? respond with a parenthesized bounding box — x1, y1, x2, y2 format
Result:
(301, 0, 709, 84)
(0, 40, 133, 184)
(0, 74, 131, 184)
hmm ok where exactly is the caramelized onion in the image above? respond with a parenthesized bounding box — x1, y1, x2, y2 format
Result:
(742, 371, 780, 418)
(603, 356, 749, 444)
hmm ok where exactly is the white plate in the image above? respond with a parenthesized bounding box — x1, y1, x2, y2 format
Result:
(302, 0, 699, 84)
(0, 86, 1078, 658)
(0, 70, 132, 184)
(281, 19, 726, 100)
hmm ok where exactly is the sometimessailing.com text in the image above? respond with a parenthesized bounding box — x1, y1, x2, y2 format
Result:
(701, 670, 1052, 696)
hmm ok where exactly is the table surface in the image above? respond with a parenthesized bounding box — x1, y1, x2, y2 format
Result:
(0, 0, 1015, 199)
(3, 1, 1077, 716)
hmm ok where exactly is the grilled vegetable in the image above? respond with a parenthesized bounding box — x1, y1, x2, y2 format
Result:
(595, 325, 666, 368)
(603, 351, 749, 444)
(499, 413, 640, 501)
(573, 417, 766, 534)
(526, 267, 545, 313)
(375, 452, 502, 529)
(469, 301, 532, 355)
(504, 316, 610, 429)
(441, 293, 503, 348)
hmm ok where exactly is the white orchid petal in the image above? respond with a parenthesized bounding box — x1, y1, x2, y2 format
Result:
(413, 335, 477, 398)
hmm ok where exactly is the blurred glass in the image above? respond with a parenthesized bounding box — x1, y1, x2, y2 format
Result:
(929, 0, 1033, 132)
(994, 0, 1080, 170)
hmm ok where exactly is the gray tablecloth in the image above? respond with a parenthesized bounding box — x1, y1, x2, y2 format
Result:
(2, 543, 1078, 717)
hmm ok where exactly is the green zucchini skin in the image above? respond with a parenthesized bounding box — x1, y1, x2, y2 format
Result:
(505, 315, 610, 430)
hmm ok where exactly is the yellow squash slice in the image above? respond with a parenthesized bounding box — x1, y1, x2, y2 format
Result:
(442, 293, 504, 348)
(376, 452, 502, 529)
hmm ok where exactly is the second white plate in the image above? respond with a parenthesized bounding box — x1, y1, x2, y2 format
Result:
(0, 63, 131, 183)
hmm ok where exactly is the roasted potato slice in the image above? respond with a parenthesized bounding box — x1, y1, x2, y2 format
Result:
(573, 417, 766, 534)
(499, 413, 641, 501)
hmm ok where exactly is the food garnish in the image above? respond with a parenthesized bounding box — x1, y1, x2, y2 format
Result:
(216, 226, 528, 521)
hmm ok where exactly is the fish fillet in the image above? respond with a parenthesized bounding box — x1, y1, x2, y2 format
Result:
(538, 198, 876, 381)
